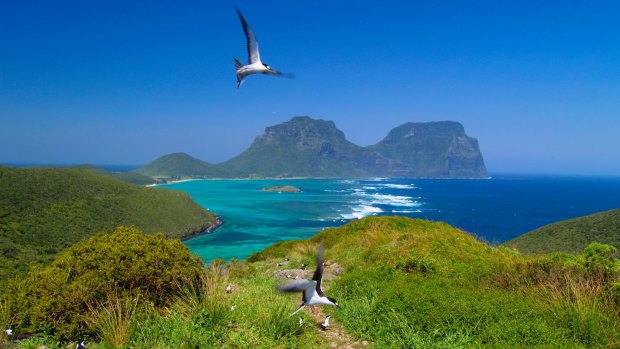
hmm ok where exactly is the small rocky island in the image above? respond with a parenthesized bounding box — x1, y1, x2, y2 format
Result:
(262, 185, 301, 193)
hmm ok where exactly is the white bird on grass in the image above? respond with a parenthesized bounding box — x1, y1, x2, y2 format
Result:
(277, 243, 340, 316)
(320, 315, 331, 331)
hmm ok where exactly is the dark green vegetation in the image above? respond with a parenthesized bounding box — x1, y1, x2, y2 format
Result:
(262, 185, 301, 193)
(506, 208, 620, 256)
(135, 116, 488, 179)
(72, 164, 156, 185)
(4, 216, 618, 348)
(0, 166, 218, 289)
(4, 227, 204, 339)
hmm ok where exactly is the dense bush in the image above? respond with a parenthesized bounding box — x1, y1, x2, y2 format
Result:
(584, 242, 618, 275)
(4, 226, 203, 339)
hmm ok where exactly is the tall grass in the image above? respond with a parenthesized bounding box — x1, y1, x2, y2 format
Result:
(172, 263, 231, 328)
(121, 263, 323, 348)
(256, 303, 303, 341)
(306, 217, 620, 348)
(492, 257, 620, 346)
(85, 292, 142, 349)
(120, 263, 233, 348)
(543, 272, 620, 347)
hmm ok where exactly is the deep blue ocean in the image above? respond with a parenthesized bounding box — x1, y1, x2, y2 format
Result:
(162, 175, 620, 263)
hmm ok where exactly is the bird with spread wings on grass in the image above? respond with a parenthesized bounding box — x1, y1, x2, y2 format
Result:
(277, 243, 340, 315)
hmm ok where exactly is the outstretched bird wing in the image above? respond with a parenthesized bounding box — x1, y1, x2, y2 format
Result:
(312, 243, 325, 296)
(235, 7, 260, 64)
(277, 279, 317, 304)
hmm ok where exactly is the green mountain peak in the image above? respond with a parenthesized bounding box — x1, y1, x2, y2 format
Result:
(137, 116, 488, 179)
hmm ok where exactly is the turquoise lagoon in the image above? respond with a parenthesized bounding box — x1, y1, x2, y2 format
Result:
(161, 176, 620, 263)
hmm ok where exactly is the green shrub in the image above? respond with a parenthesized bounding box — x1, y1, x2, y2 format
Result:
(583, 242, 618, 275)
(5, 226, 203, 340)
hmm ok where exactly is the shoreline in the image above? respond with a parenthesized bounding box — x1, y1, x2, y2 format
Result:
(146, 178, 203, 187)
(180, 217, 223, 241)
(151, 176, 493, 185)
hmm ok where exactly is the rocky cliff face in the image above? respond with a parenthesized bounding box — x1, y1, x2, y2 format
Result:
(138, 117, 488, 179)
(217, 116, 394, 177)
(369, 121, 487, 178)
(217, 117, 486, 178)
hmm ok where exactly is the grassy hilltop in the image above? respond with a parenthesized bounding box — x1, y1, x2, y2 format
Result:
(3, 216, 618, 348)
(0, 166, 218, 288)
(505, 208, 620, 256)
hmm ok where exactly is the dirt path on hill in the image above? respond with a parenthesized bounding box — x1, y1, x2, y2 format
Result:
(308, 307, 370, 349)
(275, 262, 371, 349)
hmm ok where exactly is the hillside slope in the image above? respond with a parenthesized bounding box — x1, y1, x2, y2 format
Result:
(250, 216, 619, 348)
(72, 164, 156, 185)
(4, 216, 618, 348)
(0, 166, 218, 287)
(134, 152, 221, 179)
(505, 208, 620, 255)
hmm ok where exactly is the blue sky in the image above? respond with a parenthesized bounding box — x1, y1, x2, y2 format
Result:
(1, 1, 619, 175)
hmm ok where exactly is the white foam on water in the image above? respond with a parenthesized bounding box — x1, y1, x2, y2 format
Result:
(340, 205, 383, 219)
(381, 183, 416, 189)
(391, 209, 423, 213)
(354, 192, 422, 208)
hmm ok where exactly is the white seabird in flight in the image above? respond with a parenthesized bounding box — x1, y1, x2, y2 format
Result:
(233, 7, 293, 88)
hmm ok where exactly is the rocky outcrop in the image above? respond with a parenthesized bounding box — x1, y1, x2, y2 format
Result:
(262, 185, 302, 193)
(369, 121, 487, 178)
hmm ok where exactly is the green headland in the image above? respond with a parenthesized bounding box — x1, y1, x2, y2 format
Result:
(0, 166, 218, 288)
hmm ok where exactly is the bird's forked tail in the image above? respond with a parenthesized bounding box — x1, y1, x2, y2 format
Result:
(233, 57, 245, 88)
(234, 57, 243, 70)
